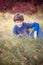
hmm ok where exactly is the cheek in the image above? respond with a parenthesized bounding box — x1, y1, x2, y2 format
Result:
(15, 23, 17, 25)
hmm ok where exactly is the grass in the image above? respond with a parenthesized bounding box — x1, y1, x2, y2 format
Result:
(0, 36, 43, 65)
(0, 12, 43, 65)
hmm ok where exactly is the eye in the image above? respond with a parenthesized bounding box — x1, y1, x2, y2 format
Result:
(16, 21, 18, 23)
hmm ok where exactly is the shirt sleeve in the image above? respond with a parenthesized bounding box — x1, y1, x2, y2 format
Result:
(25, 22, 39, 31)
(33, 22, 39, 31)
(25, 22, 34, 28)
(13, 26, 18, 35)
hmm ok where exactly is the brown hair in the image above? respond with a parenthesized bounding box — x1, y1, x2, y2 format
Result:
(14, 14, 24, 22)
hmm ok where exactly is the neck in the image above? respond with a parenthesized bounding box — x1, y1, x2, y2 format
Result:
(17, 25, 22, 27)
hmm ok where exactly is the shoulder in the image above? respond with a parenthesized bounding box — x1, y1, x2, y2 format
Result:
(22, 22, 27, 27)
(23, 22, 28, 25)
(33, 22, 39, 25)
(13, 25, 18, 31)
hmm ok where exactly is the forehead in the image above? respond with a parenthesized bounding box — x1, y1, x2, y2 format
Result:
(15, 21, 23, 23)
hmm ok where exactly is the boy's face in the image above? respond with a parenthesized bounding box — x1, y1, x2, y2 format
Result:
(15, 21, 23, 27)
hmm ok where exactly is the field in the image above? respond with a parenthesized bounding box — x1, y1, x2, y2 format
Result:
(0, 11, 43, 65)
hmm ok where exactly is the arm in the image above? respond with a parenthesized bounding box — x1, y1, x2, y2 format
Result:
(33, 22, 39, 39)
(13, 26, 19, 35)
(25, 22, 39, 39)
(34, 31, 38, 39)
(25, 22, 34, 28)
(13, 26, 24, 37)
(33, 22, 39, 32)
(25, 22, 39, 29)
(25, 22, 39, 31)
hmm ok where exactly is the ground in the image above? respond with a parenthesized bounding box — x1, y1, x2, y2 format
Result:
(0, 11, 43, 65)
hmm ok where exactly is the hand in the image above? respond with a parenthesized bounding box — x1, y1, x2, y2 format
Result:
(17, 34, 23, 37)
(17, 33, 26, 37)
(34, 31, 38, 39)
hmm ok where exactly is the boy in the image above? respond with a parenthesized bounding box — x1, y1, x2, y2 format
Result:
(13, 13, 39, 39)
